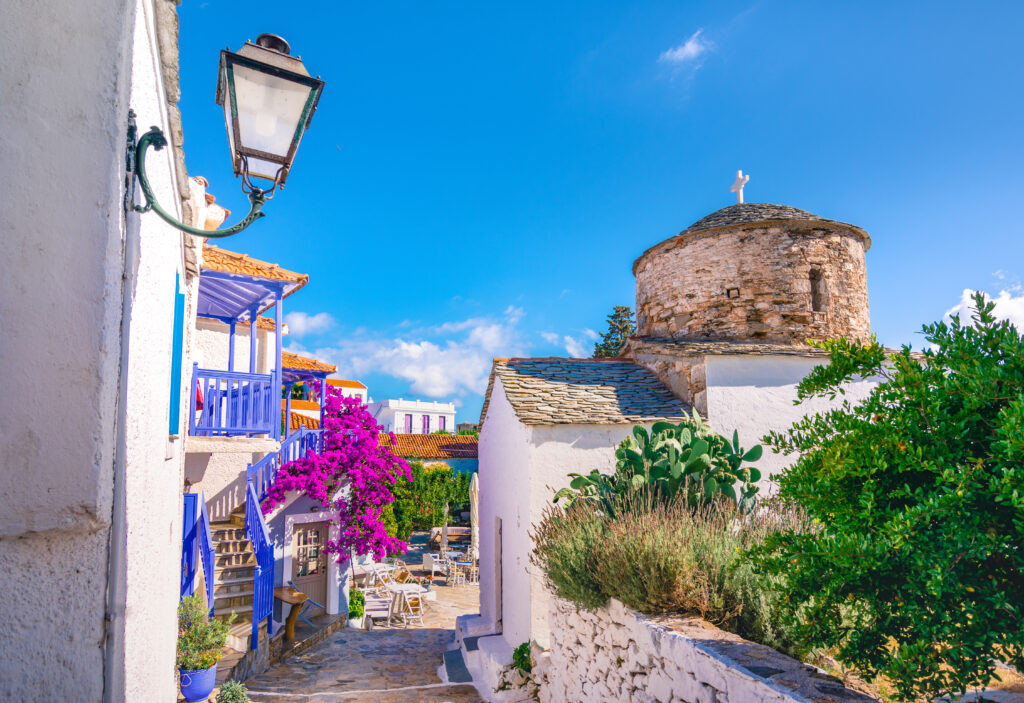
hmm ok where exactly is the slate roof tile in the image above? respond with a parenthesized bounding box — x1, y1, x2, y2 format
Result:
(480, 357, 690, 427)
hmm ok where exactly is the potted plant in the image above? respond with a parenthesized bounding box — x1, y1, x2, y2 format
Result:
(348, 589, 365, 629)
(177, 594, 233, 702)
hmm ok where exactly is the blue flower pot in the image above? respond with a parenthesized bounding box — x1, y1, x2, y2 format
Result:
(179, 662, 217, 702)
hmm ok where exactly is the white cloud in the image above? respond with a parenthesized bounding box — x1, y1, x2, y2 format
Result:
(308, 306, 528, 399)
(659, 30, 713, 65)
(541, 329, 599, 358)
(944, 288, 1024, 330)
(284, 311, 334, 337)
(563, 336, 589, 358)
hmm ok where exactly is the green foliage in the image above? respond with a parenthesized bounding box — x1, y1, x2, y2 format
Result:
(457, 428, 479, 437)
(386, 463, 474, 540)
(553, 413, 762, 514)
(432, 429, 452, 435)
(348, 589, 365, 619)
(512, 642, 532, 674)
(593, 306, 636, 358)
(750, 293, 1024, 701)
(216, 680, 250, 703)
(532, 492, 806, 654)
(176, 594, 234, 671)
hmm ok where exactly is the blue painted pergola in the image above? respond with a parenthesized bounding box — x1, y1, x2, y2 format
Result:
(190, 267, 305, 439)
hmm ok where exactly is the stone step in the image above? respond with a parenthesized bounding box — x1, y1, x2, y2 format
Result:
(215, 573, 254, 587)
(214, 594, 254, 611)
(215, 552, 256, 568)
(214, 539, 253, 554)
(210, 525, 245, 539)
(215, 603, 253, 620)
(214, 586, 254, 601)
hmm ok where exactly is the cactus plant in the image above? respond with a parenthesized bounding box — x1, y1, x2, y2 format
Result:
(554, 410, 762, 513)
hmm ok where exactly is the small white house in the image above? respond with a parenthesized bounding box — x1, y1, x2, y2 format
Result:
(327, 377, 369, 403)
(367, 398, 456, 434)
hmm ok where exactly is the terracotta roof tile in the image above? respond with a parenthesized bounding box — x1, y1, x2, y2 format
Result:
(480, 357, 690, 427)
(282, 399, 320, 411)
(290, 412, 320, 431)
(327, 378, 367, 390)
(202, 243, 309, 290)
(282, 351, 337, 374)
(378, 433, 478, 459)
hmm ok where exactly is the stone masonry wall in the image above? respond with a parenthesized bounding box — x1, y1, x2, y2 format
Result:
(634, 223, 870, 344)
(627, 353, 707, 416)
(535, 597, 876, 703)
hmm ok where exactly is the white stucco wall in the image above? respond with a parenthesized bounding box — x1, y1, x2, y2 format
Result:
(478, 380, 646, 652)
(0, 1, 190, 700)
(478, 379, 532, 637)
(195, 319, 275, 375)
(704, 354, 878, 481)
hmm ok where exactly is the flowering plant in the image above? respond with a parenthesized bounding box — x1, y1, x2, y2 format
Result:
(177, 594, 233, 671)
(264, 389, 411, 561)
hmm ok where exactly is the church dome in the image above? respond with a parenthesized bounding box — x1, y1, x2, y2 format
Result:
(679, 203, 866, 239)
(632, 202, 871, 345)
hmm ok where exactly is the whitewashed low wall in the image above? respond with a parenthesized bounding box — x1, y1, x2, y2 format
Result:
(536, 597, 875, 703)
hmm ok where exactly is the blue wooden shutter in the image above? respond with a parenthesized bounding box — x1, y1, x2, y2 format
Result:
(168, 274, 186, 435)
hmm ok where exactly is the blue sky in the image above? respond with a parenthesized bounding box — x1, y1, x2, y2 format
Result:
(178, 1, 1024, 422)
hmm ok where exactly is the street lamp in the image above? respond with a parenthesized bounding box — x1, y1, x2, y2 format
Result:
(126, 33, 325, 237)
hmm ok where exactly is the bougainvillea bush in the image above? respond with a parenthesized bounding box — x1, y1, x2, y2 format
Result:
(264, 389, 411, 561)
(750, 294, 1024, 701)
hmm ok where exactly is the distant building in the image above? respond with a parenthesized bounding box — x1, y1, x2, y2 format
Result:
(367, 398, 456, 434)
(327, 377, 368, 403)
(378, 433, 478, 474)
(456, 422, 479, 434)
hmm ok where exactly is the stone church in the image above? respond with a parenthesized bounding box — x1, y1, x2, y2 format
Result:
(457, 200, 879, 692)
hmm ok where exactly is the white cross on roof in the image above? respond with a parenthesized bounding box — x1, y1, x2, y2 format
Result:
(729, 170, 750, 204)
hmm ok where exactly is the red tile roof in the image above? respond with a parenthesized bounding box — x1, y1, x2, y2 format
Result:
(203, 244, 309, 285)
(378, 433, 478, 459)
(290, 412, 320, 431)
(282, 351, 337, 374)
(327, 378, 367, 390)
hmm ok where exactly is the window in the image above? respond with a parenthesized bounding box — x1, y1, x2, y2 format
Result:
(439, 416, 446, 432)
(422, 415, 430, 433)
(404, 414, 413, 433)
(809, 269, 826, 313)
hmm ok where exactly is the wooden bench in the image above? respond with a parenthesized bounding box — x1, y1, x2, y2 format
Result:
(274, 586, 308, 641)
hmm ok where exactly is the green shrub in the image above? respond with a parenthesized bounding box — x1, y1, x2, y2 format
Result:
(216, 680, 249, 703)
(531, 503, 608, 610)
(512, 642, 532, 673)
(176, 594, 234, 671)
(348, 589, 365, 619)
(387, 462, 473, 540)
(533, 491, 806, 655)
(750, 294, 1024, 700)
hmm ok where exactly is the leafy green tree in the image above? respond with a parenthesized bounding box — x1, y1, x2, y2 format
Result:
(387, 462, 474, 540)
(750, 294, 1024, 700)
(593, 306, 635, 358)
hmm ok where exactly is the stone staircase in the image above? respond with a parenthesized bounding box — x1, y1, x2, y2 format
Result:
(211, 509, 258, 657)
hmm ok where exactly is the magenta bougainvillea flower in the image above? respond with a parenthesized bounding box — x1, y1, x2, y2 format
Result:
(263, 389, 411, 561)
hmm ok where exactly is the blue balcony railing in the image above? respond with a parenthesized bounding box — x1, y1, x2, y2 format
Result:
(189, 363, 276, 437)
(181, 492, 215, 616)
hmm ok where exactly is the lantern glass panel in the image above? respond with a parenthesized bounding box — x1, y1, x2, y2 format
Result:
(232, 64, 314, 181)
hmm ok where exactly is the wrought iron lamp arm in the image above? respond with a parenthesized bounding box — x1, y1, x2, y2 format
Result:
(128, 124, 266, 238)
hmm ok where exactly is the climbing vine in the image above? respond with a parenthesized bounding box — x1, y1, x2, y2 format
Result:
(263, 389, 411, 561)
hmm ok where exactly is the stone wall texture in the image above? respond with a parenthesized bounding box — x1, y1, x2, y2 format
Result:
(535, 597, 876, 703)
(634, 223, 870, 344)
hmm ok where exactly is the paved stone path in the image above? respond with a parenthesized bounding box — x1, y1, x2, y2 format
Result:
(245, 547, 484, 703)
